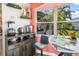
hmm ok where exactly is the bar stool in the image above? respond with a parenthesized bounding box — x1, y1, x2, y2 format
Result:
(34, 35, 49, 56)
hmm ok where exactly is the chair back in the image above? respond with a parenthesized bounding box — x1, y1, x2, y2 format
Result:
(40, 35, 49, 44)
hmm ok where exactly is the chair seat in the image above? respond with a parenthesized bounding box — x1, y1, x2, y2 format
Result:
(34, 42, 48, 50)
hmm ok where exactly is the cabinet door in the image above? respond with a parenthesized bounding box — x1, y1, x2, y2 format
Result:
(19, 46, 23, 56)
(0, 39, 2, 55)
(7, 50, 14, 56)
(22, 44, 26, 56)
(26, 42, 32, 56)
(13, 47, 20, 56)
(7, 40, 35, 56)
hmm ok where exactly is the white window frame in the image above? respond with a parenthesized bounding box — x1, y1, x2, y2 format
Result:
(35, 7, 79, 36)
(36, 8, 55, 35)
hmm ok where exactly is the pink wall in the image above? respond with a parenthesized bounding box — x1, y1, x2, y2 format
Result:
(30, 3, 43, 32)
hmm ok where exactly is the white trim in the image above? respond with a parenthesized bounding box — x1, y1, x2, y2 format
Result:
(34, 9, 37, 32)
(37, 22, 54, 23)
(53, 9, 58, 35)
(58, 20, 79, 23)
(2, 4, 6, 56)
(35, 7, 54, 35)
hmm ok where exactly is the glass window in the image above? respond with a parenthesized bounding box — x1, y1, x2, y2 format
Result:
(37, 9, 54, 22)
(37, 8, 54, 35)
(37, 3, 79, 37)
(37, 23, 54, 35)
(57, 3, 79, 38)
(70, 4, 79, 19)
(57, 22, 79, 38)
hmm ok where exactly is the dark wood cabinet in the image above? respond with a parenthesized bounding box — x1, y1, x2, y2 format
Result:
(7, 39, 35, 56)
(26, 42, 32, 56)
(6, 33, 35, 56)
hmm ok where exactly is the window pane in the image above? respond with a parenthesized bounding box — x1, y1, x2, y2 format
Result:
(37, 23, 54, 35)
(58, 3, 79, 21)
(58, 6, 72, 21)
(37, 9, 53, 22)
(57, 22, 79, 38)
(70, 3, 79, 19)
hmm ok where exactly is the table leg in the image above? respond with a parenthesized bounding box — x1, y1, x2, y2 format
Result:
(58, 52, 72, 56)
(58, 52, 64, 56)
(41, 49, 43, 56)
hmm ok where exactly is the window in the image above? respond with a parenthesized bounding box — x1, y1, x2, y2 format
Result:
(57, 3, 79, 38)
(37, 23, 54, 34)
(36, 3, 79, 38)
(37, 8, 54, 35)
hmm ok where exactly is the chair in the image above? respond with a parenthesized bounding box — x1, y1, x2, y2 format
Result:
(34, 35, 49, 56)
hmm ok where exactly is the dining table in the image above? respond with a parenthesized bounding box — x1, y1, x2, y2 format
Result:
(49, 35, 79, 56)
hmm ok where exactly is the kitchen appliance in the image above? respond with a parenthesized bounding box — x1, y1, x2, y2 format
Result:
(8, 39, 13, 45)
(17, 27, 24, 35)
(25, 25, 33, 33)
(22, 35, 32, 41)
(7, 28, 16, 37)
(23, 25, 27, 34)
(22, 36, 28, 41)
(7, 21, 15, 27)
(16, 37, 21, 43)
(20, 25, 33, 34)
(8, 38, 17, 45)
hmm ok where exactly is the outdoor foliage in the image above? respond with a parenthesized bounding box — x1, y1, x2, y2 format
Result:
(58, 6, 73, 35)
(37, 10, 53, 22)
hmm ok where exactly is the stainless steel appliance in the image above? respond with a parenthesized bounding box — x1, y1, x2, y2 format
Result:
(27, 25, 33, 33)
(17, 27, 24, 35)
(8, 38, 17, 45)
(22, 25, 33, 33)
(7, 28, 16, 37)
(26, 25, 33, 33)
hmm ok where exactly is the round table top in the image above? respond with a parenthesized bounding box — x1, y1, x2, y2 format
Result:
(49, 35, 79, 53)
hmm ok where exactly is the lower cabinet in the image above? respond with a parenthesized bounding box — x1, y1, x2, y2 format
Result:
(26, 42, 32, 56)
(7, 39, 35, 56)
(7, 50, 14, 56)
(0, 39, 3, 55)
